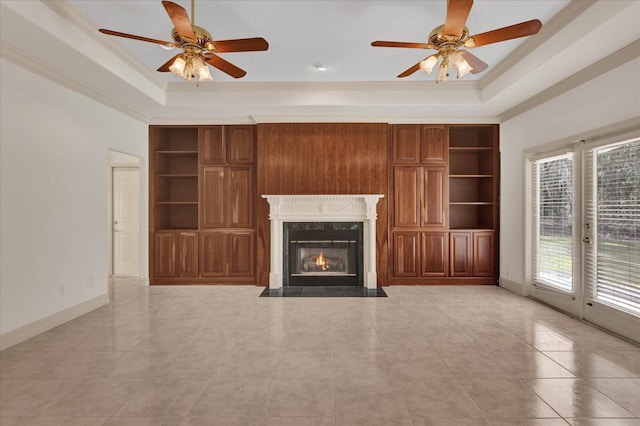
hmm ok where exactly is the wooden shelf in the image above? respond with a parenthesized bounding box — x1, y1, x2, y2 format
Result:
(155, 201, 198, 205)
(449, 147, 494, 153)
(156, 174, 198, 178)
(450, 202, 493, 205)
(449, 174, 493, 178)
(155, 150, 198, 155)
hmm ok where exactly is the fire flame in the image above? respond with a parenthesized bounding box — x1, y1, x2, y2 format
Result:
(315, 251, 329, 271)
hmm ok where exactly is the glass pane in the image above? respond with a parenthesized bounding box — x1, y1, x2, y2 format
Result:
(537, 156, 573, 291)
(595, 139, 640, 315)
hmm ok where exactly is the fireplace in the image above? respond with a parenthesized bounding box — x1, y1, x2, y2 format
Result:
(262, 194, 383, 289)
(285, 222, 363, 286)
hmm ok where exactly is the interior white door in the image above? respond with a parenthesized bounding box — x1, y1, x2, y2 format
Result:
(113, 167, 140, 276)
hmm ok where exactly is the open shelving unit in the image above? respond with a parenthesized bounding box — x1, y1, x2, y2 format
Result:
(151, 127, 199, 230)
(448, 126, 498, 230)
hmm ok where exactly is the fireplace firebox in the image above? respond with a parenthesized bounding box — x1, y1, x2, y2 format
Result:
(284, 222, 363, 286)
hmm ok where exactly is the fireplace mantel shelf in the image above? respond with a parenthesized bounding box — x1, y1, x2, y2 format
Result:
(262, 194, 384, 290)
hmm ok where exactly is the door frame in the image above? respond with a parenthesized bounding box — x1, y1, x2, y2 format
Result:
(108, 164, 142, 277)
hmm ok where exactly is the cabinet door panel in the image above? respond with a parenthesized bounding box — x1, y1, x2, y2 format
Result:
(200, 232, 226, 276)
(473, 231, 495, 277)
(450, 232, 472, 277)
(201, 167, 226, 228)
(228, 167, 254, 228)
(228, 232, 255, 277)
(421, 125, 447, 163)
(227, 125, 255, 164)
(394, 167, 421, 227)
(422, 166, 447, 228)
(393, 125, 420, 163)
(153, 232, 175, 277)
(199, 126, 224, 164)
(421, 232, 448, 277)
(393, 232, 420, 277)
(176, 232, 198, 277)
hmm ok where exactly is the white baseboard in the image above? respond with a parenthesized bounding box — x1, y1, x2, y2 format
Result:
(0, 293, 110, 351)
(499, 277, 529, 296)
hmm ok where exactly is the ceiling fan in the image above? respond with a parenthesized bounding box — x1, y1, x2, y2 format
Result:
(98, 0, 268, 81)
(371, 0, 542, 82)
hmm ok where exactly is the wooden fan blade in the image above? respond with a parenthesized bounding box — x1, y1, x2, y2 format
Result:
(371, 41, 436, 49)
(206, 54, 247, 78)
(99, 29, 175, 46)
(157, 54, 181, 72)
(459, 49, 488, 74)
(212, 37, 269, 53)
(443, 0, 474, 38)
(468, 19, 542, 47)
(397, 58, 428, 78)
(162, 0, 197, 42)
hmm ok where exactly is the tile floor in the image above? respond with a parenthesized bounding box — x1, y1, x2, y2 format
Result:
(1, 278, 639, 425)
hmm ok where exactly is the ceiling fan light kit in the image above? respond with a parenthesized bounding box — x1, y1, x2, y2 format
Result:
(372, 0, 542, 82)
(98, 0, 269, 82)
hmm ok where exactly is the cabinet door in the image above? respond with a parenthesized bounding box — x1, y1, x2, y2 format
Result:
(394, 167, 421, 227)
(450, 231, 472, 277)
(228, 232, 255, 277)
(226, 125, 255, 164)
(176, 232, 198, 277)
(228, 167, 254, 228)
(200, 232, 226, 276)
(153, 232, 175, 277)
(393, 125, 420, 163)
(421, 232, 448, 277)
(421, 166, 447, 228)
(473, 231, 495, 277)
(199, 126, 224, 164)
(201, 167, 226, 228)
(393, 232, 420, 277)
(421, 125, 447, 163)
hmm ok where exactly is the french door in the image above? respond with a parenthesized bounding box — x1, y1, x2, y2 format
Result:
(530, 134, 640, 341)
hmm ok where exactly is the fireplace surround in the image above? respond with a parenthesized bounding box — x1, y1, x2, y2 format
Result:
(262, 194, 384, 290)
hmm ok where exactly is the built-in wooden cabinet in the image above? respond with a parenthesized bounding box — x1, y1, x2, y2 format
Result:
(390, 124, 498, 284)
(150, 125, 256, 285)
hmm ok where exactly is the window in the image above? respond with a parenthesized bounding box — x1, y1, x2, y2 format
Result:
(585, 138, 640, 316)
(532, 153, 576, 292)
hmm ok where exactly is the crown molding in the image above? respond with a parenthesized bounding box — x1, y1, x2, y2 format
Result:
(499, 39, 640, 122)
(1, 41, 149, 123)
(43, 0, 167, 91)
(478, 0, 596, 91)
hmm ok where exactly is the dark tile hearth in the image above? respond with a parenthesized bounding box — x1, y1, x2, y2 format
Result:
(259, 286, 387, 298)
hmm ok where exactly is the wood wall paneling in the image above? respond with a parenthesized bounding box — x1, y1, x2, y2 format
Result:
(256, 123, 389, 286)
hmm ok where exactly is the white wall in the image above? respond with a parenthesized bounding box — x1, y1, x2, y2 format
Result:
(0, 58, 148, 340)
(499, 58, 640, 291)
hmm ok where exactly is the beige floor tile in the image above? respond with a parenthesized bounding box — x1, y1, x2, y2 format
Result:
(499, 351, 575, 378)
(523, 331, 586, 351)
(264, 377, 334, 417)
(91, 351, 174, 378)
(188, 377, 271, 417)
(213, 350, 280, 378)
(460, 378, 558, 419)
(25, 418, 109, 426)
(412, 419, 491, 426)
(441, 350, 516, 378)
(40, 378, 146, 417)
(179, 417, 256, 426)
(544, 351, 637, 378)
(332, 351, 392, 378)
(0, 377, 83, 417)
(336, 417, 413, 426)
(112, 377, 207, 417)
(102, 417, 182, 426)
(283, 331, 332, 352)
(376, 330, 433, 352)
(594, 350, 640, 375)
(566, 420, 640, 425)
(259, 417, 335, 426)
(397, 377, 483, 419)
(587, 378, 640, 416)
(526, 378, 635, 418)
(334, 376, 408, 418)
(275, 351, 333, 378)
(488, 420, 569, 426)
(385, 351, 454, 379)
(330, 329, 384, 352)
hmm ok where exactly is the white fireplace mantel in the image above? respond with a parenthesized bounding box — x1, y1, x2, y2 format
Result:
(262, 194, 384, 290)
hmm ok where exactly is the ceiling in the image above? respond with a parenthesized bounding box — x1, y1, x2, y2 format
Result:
(1, 1, 639, 123)
(68, 0, 568, 83)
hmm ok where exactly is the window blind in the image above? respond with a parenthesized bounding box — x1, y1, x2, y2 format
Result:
(584, 138, 640, 316)
(532, 154, 575, 292)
